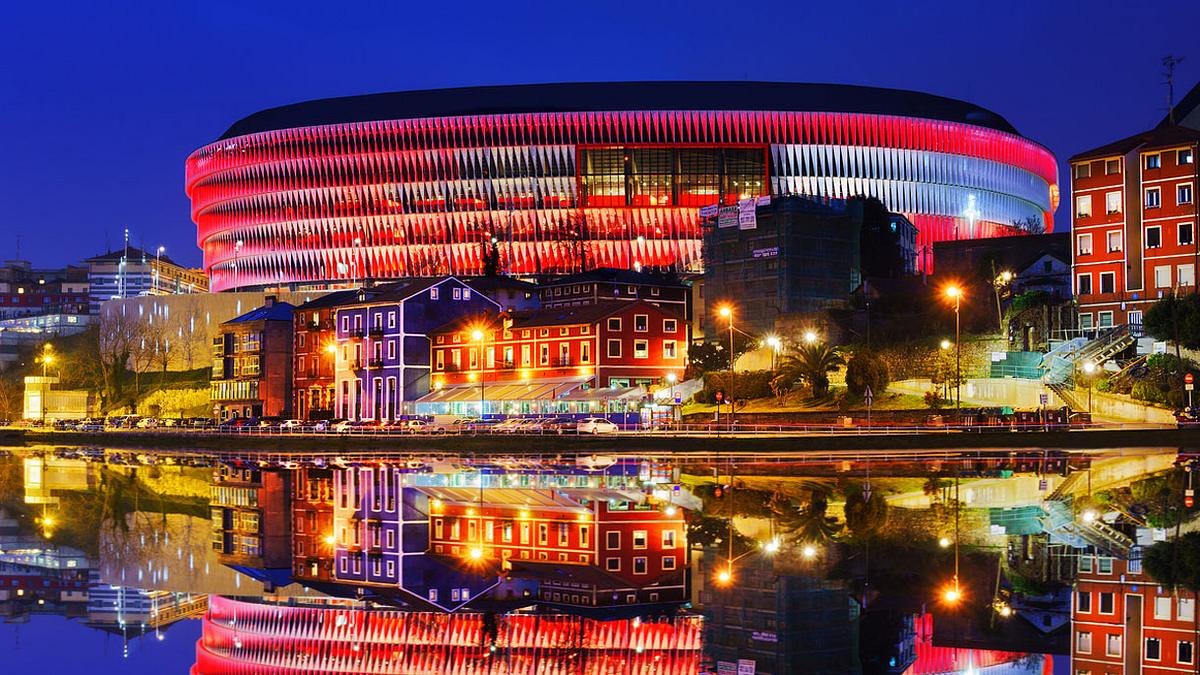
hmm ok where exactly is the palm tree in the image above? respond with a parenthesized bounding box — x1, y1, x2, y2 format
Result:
(771, 490, 843, 543)
(777, 343, 845, 398)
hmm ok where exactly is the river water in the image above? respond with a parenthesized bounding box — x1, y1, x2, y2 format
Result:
(2, 442, 1171, 674)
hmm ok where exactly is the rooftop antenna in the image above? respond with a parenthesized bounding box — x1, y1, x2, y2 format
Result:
(1164, 54, 1186, 125)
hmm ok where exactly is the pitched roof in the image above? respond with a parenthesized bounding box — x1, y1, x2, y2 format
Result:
(517, 299, 680, 328)
(540, 267, 687, 289)
(1160, 78, 1200, 129)
(223, 300, 296, 324)
(84, 245, 180, 266)
(1070, 125, 1200, 162)
(459, 275, 539, 293)
(293, 289, 360, 311)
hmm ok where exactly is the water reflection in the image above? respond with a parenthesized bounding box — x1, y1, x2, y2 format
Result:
(4, 444, 1185, 673)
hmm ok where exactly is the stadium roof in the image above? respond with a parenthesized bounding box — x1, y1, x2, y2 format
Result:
(218, 81, 1023, 140)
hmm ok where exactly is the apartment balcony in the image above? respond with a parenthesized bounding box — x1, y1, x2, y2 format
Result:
(368, 326, 386, 337)
(346, 327, 365, 338)
(368, 358, 385, 369)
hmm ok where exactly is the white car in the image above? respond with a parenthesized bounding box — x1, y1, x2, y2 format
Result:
(280, 419, 305, 431)
(135, 417, 159, 429)
(576, 417, 619, 434)
(404, 419, 446, 433)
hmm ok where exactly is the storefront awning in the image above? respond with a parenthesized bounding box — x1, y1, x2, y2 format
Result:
(558, 386, 646, 402)
(416, 376, 592, 404)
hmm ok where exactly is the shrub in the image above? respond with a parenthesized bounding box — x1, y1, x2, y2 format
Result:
(700, 370, 774, 403)
(1131, 381, 1166, 404)
(924, 391, 944, 410)
(845, 350, 890, 398)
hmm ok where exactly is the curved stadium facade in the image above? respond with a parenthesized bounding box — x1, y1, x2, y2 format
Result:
(186, 82, 1059, 292)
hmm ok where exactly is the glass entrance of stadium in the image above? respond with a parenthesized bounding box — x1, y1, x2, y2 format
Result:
(579, 146, 766, 208)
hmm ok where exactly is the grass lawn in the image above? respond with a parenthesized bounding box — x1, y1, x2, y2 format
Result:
(682, 387, 930, 415)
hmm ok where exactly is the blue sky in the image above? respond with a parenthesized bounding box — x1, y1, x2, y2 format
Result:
(2, 0, 1199, 268)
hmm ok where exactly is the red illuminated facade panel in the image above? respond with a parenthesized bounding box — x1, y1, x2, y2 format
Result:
(186, 84, 1057, 292)
(1071, 126, 1200, 330)
(430, 300, 687, 390)
(193, 596, 704, 674)
(1071, 553, 1197, 674)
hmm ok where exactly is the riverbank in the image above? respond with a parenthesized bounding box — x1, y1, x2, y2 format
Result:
(6, 427, 1194, 454)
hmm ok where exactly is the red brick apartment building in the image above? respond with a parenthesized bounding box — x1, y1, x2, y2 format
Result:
(430, 299, 688, 391)
(1071, 126, 1200, 331)
(290, 467, 335, 581)
(1072, 552, 1198, 674)
(292, 290, 357, 420)
(427, 488, 687, 607)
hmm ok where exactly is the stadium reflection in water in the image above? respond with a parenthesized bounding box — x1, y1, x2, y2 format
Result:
(0, 445, 1101, 673)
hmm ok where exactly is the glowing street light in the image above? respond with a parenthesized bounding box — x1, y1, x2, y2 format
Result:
(37, 343, 54, 425)
(468, 547, 484, 560)
(471, 326, 487, 417)
(940, 339, 952, 351)
(943, 285, 963, 415)
(1082, 509, 1098, 523)
(717, 305, 736, 429)
(943, 587, 961, 604)
(664, 504, 678, 517)
(324, 535, 336, 545)
(939, 536, 952, 548)
(716, 568, 733, 585)
(802, 330, 818, 344)
(763, 538, 781, 555)
(801, 544, 818, 559)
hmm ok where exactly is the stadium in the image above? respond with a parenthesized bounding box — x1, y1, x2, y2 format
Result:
(186, 82, 1059, 292)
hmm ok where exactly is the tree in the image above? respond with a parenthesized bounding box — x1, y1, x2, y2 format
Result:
(856, 196, 907, 279)
(1008, 215, 1045, 235)
(1145, 292, 1200, 357)
(481, 240, 502, 277)
(777, 343, 844, 398)
(843, 482, 889, 538)
(1144, 532, 1200, 592)
(845, 349, 890, 398)
(771, 490, 842, 542)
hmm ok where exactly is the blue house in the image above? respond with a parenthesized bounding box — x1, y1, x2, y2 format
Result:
(333, 277, 499, 420)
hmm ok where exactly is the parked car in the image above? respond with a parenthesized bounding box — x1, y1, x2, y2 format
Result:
(576, 417, 619, 434)
(403, 419, 446, 433)
(493, 418, 526, 433)
(280, 419, 305, 431)
(135, 417, 159, 429)
(545, 417, 579, 434)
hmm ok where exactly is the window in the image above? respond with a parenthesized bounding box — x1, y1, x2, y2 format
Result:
(663, 555, 676, 570)
(606, 557, 620, 571)
(430, 287, 438, 300)
(1107, 230, 1122, 252)
(1146, 153, 1161, 169)
(632, 530, 648, 549)
(1098, 311, 1114, 328)
(1074, 163, 1091, 179)
(606, 531, 620, 549)
(1098, 557, 1113, 574)
(539, 344, 549, 365)
(1079, 313, 1094, 330)
(387, 341, 396, 359)
(521, 345, 531, 366)
(559, 327, 569, 336)
(1077, 233, 1092, 255)
(436, 350, 444, 370)
(1079, 555, 1094, 573)
(1156, 266, 1172, 288)
(1155, 596, 1172, 619)
(452, 287, 461, 300)
(1098, 592, 1114, 614)
(663, 319, 677, 333)
(662, 530, 677, 548)
(1181, 597, 1196, 621)
(1076, 591, 1091, 613)
(1106, 158, 1121, 174)
(1076, 631, 1092, 654)
(1099, 272, 1115, 294)
(463, 288, 471, 300)
(1146, 637, 1161, 661)
(633, 339, 649, 358)
(1075, 195, 1092, 218)
(1077, 274, 1092, 295)
(581, 342, 591, 363)
(1147, 225, 1162, 248)
(580, 525, 589, 547)
(538, 523, 548, 546)
(428, 589, 438, 602)
(607, 339, 622, 358)
(1182, 149, 1195, 165)
(1182, 264, 1196, 287)
(1105, 634, 1121, 657)
(607, 317, 621, 331)
(634, 314, 649, 332)
(1106, 191, 1121, 214)
(1182, 222, 1196, 245)
(663, 340, 677, 359)
(1182, 640, 1195, 665)
(1180, 184, 1194, 205)
(1147, 187, 1162, 209)
(633, 556, 648, 575)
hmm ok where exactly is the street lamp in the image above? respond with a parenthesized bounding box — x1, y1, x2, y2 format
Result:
(764, 335, 781, 372)
(37, 344, 54, 425)
(155, 246, 165, 293)
(802, 330, 818, 345)
(666, 372, 678, 421)
(1082, 361, 1096, 414)
(718, 305, 735, 428)
(471, 327, 486, 418)
(943, 285, 963, 416)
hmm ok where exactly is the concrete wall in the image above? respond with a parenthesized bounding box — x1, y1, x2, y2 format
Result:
(891, 377, 1174, 424)
(101, 291, 325, 372)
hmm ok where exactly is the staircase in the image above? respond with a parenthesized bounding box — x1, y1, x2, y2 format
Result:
(1039, 499, 1135, 559)
(1046, 382, 1084, 412)
(1040, 325, 1135, 387)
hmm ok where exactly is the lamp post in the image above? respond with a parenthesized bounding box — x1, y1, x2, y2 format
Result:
(765, 335, 781, 372)
(154, 246, 165, 293)
(1082, 361, 1096, 413)
(993, 268, 1013, 336)
(719, 305, 734, 429)
(944, 286, 963, 416)
(37, 344, 54, 425)
(472, 328, 486, 418)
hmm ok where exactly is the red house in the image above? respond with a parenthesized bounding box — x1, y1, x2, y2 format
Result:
(428, 300, 687, 414)
(1071, 126, 1200, 331)
(1072, 551, 1196, 673)
(292, 290, 358, 420)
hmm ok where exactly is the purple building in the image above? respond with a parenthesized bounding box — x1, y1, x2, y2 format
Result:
(333, 277, 499, 420)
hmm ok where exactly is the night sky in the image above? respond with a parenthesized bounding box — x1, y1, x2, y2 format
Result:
(2, 0, 1199, 269)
